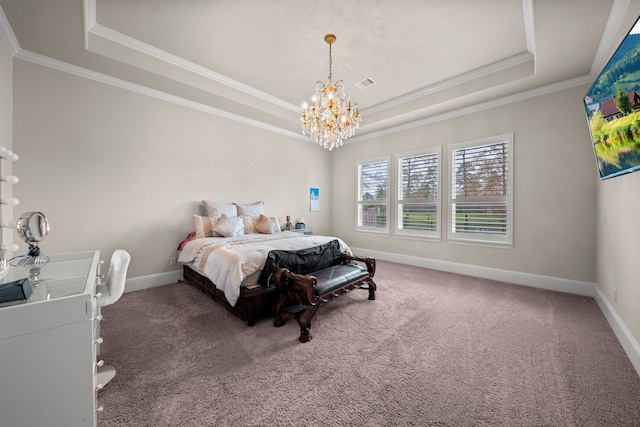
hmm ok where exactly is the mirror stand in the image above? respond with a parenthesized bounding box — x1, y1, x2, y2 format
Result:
(15, 212, 50, 281)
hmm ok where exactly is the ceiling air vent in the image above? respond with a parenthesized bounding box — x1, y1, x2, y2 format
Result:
(355, 77, 376, 89)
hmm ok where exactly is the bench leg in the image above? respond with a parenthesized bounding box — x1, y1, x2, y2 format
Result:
(296, 305, 318, 343)
(273, 294, 288, 327)
(367, 279, 377, 300)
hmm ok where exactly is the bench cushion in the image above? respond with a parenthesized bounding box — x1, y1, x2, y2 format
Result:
(313, 264, 369, 296)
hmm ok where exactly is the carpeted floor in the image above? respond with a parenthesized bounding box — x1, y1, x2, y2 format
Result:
(97, 260, 640, 426)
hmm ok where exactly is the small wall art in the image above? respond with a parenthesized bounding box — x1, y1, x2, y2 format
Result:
(310, 187, 319, 212)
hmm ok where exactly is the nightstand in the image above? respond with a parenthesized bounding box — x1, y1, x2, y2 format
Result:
(290, 228, 313, 235)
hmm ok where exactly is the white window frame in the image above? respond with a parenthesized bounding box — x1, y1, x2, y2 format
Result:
(356, 156, 390, 235)
(448, 134, 513, 248)
(395, 147, 441, 241)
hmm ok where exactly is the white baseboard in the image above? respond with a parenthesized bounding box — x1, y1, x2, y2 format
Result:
(351, 247, 595, 296)
(351, 247, 640, 377)
(123, 269, 182, 293)
(594, 286, 640, 376)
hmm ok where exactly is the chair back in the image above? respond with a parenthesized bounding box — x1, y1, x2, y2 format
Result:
(100, 249, 131, 306)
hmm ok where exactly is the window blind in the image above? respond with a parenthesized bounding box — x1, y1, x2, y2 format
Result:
(397, 149, 440, 238)
(449, 136, 512, 246)
(357, 158, 389, 232)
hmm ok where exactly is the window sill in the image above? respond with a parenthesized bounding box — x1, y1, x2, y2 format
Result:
(396, 233, 441, 243)
(448, 237, 512, 249)
(356, 229, 390, 237)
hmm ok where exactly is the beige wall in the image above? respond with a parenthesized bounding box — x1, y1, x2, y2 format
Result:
(12, 60, 331, 277)
(0, 36, 10, 149)
(332, 85, 598, 283)
(597, 173, 640, 347)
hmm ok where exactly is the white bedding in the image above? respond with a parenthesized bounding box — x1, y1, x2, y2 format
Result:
(178, 231, 351, 306)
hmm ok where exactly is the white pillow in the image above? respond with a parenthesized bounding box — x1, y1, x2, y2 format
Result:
(235, 201, 264, 217)
(241, 215, 259, 234)
(212, 214, 245, 237)
(269, 216, 281, 234)
(202, 200, 237, 217)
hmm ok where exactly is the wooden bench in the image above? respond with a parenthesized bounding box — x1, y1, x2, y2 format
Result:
(273, 253, 376, 343)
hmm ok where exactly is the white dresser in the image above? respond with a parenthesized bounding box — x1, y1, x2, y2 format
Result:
(0, 251, 101, 427)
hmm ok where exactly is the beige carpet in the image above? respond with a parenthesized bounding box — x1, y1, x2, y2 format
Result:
(97, 260, 640, 426)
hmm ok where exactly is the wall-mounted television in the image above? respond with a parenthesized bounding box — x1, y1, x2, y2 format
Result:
(584, 16, 640, 180)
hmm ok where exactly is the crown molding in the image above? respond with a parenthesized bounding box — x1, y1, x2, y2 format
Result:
(14, 49, 307, 142)
(362, 0, 537, 116)
(591, 0, 632, 75)
(0, 6, 19, 56)
(84, 0, 298, 114)
(362, 51, 534, 116)
(347, 74, 594, 144)
(522, 0, 536, 56)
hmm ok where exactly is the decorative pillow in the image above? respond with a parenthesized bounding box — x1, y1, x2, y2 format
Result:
(202, 200, 237, 217)
(193, 214, 218, 239)
(241, 215, 259, 234)
(212, 214, 244, 238)
(234, 201, 264, 217)
(269, 216, 281, 233)
(255, 214, 281, 234)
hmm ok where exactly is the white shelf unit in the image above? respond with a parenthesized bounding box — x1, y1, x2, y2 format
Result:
(0, 144, 19, 272)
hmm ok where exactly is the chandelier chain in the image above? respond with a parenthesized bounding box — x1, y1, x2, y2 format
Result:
(327, 40, 332, 84)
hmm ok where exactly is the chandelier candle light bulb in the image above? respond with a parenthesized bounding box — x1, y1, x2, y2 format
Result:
(300, 34, 361, 151)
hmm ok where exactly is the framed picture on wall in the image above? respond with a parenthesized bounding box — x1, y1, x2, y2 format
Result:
(310, 188, 319, 212)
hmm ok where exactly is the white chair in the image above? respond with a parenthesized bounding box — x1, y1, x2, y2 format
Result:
(96, 249, 131, 307)
(94, 249, 130, 390)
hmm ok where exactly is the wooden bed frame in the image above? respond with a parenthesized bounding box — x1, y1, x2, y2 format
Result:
(182, 265, 279, 326)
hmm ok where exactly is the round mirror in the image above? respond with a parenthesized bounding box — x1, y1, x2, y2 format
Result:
(16, 212, 50, 246)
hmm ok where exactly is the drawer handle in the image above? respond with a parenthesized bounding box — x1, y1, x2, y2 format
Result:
(94, 337, 103, 344)
(96, 359, 104, 367)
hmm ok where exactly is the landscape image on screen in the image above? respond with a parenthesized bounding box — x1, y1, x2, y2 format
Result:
(584, 16, 640, 180)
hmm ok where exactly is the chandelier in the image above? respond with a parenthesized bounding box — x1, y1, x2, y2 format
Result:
(300, 34, 361, 151)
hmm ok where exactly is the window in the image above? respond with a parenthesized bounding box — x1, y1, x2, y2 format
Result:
(357, 156, 389, 234)
(448, 134, 513, 247)
(396, 147, 441, 240)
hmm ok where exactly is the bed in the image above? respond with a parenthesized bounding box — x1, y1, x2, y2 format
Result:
(178, 200, 352, 325)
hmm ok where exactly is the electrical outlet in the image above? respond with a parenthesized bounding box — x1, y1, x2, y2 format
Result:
(169, 257, 177, 266)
